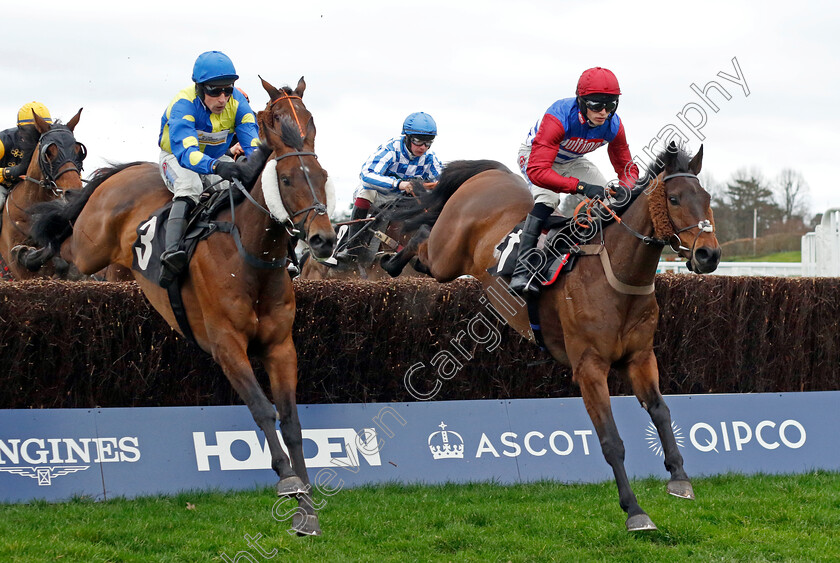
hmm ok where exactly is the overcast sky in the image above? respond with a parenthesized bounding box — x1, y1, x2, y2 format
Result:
(7, 0, 838, 218)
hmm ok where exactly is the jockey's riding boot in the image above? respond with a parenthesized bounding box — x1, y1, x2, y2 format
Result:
(509, 213, 545, 297)
(159, 198, 194, 288)
(335, 205, 370, 262)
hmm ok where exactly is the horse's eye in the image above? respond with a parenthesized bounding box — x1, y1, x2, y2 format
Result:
(281, 176, 291, 186)
(668, 196, 679, 205)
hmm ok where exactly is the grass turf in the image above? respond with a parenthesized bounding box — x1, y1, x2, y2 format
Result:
(1, 472, 838, 562)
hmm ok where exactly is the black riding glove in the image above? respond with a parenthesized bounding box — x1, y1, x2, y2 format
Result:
(576, 181, 606, 200)
(0, 167, 17, 184)
(236, 144, 273, 185)
(213, 160, 245, 182)
(611, 184, 631, 202)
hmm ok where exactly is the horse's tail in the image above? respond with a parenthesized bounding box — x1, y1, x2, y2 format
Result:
(29, 162, 146, 252)
(388, 159, 511, 231)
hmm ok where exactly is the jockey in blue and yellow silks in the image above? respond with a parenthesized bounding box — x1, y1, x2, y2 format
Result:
(156, 50, 261, 287)
(158, 83, 259, 176)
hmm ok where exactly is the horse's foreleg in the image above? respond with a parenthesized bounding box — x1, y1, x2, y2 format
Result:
(625, 349, 694, 500)
(263, 333, 321, 536)
(575, 350, 656, 531)
(212, 333, 298, 486)
(10, 244, 55, 272)
(380, 224, 430, 277)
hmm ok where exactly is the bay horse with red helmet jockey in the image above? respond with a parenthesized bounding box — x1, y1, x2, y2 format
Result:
(381, 143, 721, 531)
(17, 77, 335, 535)
(0, 109, 86, 280)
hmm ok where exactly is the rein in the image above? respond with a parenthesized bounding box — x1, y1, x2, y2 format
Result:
(221, 149, 328, 269)
(574, 171, 714, 295)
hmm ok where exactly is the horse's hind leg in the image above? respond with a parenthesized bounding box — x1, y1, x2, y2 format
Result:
(264, 333, 322, 536)
(380, 224, 430, 277)
(575, 351, 656, 531)
(625, 349, 694, 500)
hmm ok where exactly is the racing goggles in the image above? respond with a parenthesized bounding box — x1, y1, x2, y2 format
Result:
(583, 98, 618, 113)
(409, 136, 434, 148)
(204, 84, 235, 98)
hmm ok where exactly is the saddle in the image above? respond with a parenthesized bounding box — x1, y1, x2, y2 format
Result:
(131, 186, 296, 344)
(489, 191, 642, 287)
(488, 214, 590, 287)
(131, 187, 245, 284)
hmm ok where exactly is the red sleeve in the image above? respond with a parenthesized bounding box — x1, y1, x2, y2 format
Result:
(526, 114, 580, 193)
(607, 122, 639, 188)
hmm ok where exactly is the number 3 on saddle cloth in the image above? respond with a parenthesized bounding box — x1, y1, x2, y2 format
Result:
(130, 189, 289, 343)
(488, 214, 582, 287)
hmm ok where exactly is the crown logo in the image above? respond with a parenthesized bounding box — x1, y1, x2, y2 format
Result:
(428, 421, 465, 460)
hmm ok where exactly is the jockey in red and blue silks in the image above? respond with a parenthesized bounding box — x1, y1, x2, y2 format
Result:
(510, 67, 640, 296)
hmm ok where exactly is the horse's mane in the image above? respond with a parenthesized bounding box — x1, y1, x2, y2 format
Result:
(276, 115, 304, 152)
(387, 160, 511, 231)
(636, 144, 695, 188)
(29, 162, 147, 251)
(636, 144, 698, 239)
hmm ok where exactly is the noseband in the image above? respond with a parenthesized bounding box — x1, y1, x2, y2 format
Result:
(658, 172, 715, 258)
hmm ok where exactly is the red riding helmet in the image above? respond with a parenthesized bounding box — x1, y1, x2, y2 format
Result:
(576, 67, 621, 97)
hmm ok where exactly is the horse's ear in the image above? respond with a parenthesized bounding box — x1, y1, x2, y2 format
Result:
(294, 76, 306, 98)
(256, 109, 277, 146)
(305, 116, 316, 143)
(688, 145, 704, 175)
(33, 111, 51, 134)
(663, 140, 679, 172)
(259, 75, 282, 101)
(66, 108, 83, 132)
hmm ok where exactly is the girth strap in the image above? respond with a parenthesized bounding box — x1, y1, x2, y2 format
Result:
(577, 244, 655, 296)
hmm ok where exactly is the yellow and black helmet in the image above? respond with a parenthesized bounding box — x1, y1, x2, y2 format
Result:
(17, 101, 52, 127)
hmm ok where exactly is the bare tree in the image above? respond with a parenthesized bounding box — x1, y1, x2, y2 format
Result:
(775, 169, 810, 224)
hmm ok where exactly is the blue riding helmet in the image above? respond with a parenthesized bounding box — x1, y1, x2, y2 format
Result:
(192, 51, 239, 85)
(402, 112, 437, 136)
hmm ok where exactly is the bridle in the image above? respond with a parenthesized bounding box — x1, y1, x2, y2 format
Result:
(219, 93, 328, 268)
(268, 93, 306, 137)
(613, 172, 714, 262)
(27, 127, 86, 194)
(224, 148, 328, 269)
(5, 126, 86, 240)
(656, 172, 715, 258)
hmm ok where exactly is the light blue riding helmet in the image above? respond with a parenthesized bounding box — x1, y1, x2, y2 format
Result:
(402, 112, 437, 137)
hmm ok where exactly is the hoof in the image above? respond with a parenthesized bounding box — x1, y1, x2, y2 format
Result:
(291, 513, 322, 536)
(276, 476, 307, 497)
(9, 244, 31, 264)
(667, 479, 695, 500)
(626, 513, 657, 532)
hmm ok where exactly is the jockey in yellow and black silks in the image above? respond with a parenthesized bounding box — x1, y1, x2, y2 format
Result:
(0, 102, 52, 226)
